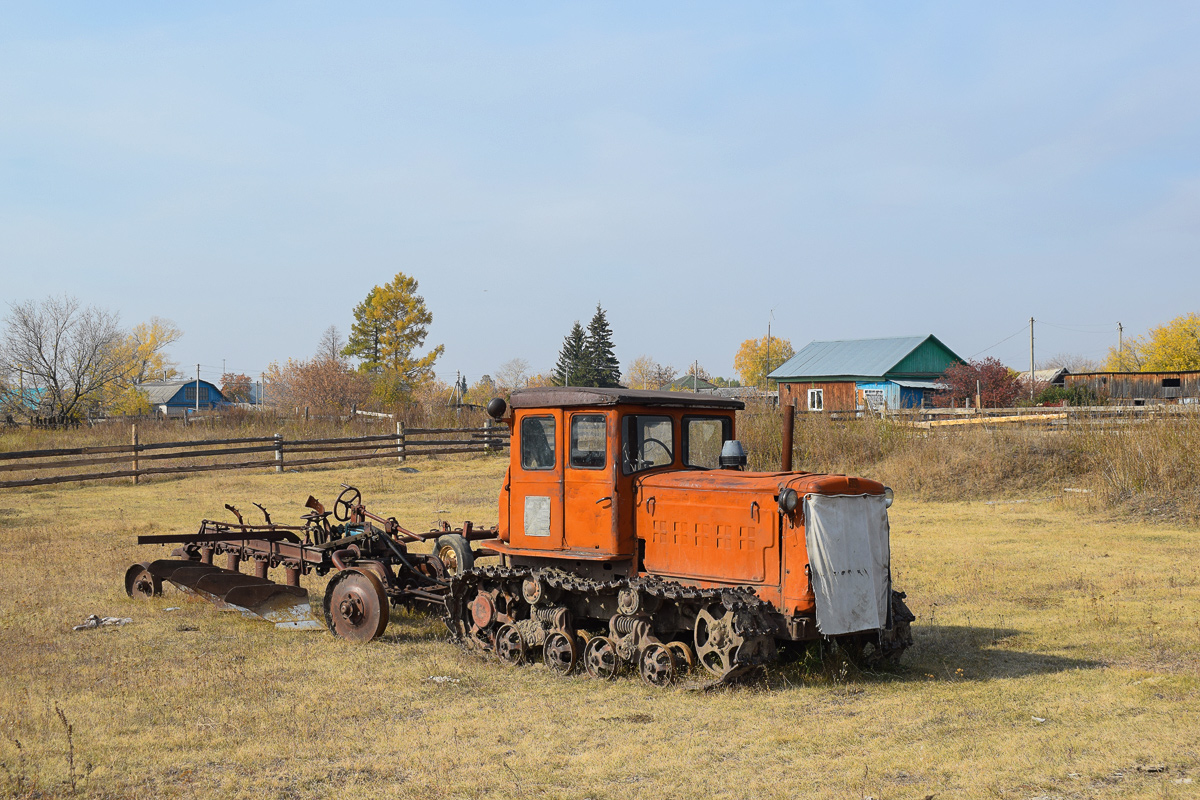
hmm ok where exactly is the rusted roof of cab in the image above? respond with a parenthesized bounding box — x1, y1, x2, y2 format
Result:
(508, 387, 745, 411)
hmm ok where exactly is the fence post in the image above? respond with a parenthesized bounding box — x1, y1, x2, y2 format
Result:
(396, 422, 406, 464)
(131, 423, 139, 485)
(484, 417, 494, 453)
(274, 433, 284, 473)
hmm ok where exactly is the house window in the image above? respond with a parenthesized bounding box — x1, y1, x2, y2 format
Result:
(183, 386, 208, 403)
(807, 388, 824, 411)
(1163, 378, 1181, 388)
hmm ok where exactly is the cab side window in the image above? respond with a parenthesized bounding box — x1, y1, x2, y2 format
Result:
(521, 416, 556, 470)
(569, 414, 606, 469)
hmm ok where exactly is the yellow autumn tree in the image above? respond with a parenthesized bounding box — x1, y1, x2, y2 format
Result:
(1104, 312, 1200, 371)
(344, 273, 444, 403)
(733, 336, 794, 389)
(105, 317, 184, 414)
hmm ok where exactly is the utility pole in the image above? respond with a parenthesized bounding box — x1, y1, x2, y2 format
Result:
(693, 360, 698, 392)
(259, 373, 265, 409)
(1028, 318, 1035, 401)
(195, 364, 201, 412)
(1118, 322, 1124, 370)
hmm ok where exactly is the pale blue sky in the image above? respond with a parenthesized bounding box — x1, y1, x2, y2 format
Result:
(2, 3, 1198, 383)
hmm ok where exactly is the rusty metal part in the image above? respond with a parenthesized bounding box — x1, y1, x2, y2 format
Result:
(583, 636, 620, 680)
(323, 568, 389, 642)
(542, 631, 577, 675)
(470, 592, 497, 628)
(124, 563, 162, 599)
(667, 641, 695, 673)
(494, 623, 526, 665)
(694, 606, 744, 678)
(138, 559, 320, 629)
(638, 643, 677, 687)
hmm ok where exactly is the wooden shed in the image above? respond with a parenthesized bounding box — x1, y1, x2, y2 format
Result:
(1063, 371, 1200, 405)
(768, 335, 964, 412)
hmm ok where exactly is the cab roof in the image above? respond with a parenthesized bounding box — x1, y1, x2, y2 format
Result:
(508, 387, 745, 411)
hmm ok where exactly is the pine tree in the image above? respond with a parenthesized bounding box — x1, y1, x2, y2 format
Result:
(552, 322, 589, 386)
(585, 304, 621, 387)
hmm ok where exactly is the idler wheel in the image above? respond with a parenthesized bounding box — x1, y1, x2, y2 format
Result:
(543, 631, 578, 675)
(323, 568, 389, 643)
(694, 606, 744, 678)
(495, 624, 526, 666)
(583, 636, 621, 680)
(124, 563, 162, 599)
(639, 643, 677, 688)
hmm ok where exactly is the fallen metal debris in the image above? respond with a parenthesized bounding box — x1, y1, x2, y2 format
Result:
(73, 614, 132, 631)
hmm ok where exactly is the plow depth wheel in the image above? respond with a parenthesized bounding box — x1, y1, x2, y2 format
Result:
(436, 534, 474, 578)
(124, 563, 162, 599)
(323, 569, 389, 643)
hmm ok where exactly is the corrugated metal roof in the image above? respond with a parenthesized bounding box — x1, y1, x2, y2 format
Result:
(138, 379, 225, 406)
(769, 336, 935, 380)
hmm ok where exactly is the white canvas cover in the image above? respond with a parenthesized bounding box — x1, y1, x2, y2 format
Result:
(804, 493, 891, 635)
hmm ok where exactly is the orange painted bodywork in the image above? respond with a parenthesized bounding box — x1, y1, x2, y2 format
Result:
(486, 403, 886, 622)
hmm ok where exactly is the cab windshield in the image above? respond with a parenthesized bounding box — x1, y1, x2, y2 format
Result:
(622, 415, 674, 474)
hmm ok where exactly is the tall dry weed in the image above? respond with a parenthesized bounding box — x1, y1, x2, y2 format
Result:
(737, 405, 1200, 519)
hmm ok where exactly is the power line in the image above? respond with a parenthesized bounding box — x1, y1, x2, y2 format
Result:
(969, 325, 1029, 359)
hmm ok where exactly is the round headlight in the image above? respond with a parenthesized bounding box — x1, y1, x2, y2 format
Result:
(883, 487, 894, 508)
(778, 487, 799, 513)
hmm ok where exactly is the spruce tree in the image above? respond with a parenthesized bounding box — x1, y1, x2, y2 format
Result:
(552, 322, 589, 386)
(585, 304, 621, 387)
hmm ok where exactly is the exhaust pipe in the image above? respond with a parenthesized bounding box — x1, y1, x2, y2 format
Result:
(781, 403, 794, 472)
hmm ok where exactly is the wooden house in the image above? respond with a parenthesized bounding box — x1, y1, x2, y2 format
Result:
(768, 335, 964, 412)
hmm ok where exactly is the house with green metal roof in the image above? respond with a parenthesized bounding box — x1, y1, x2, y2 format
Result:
(767, 335, 964, 411)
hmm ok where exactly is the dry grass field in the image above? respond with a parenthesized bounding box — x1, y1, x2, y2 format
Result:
(1, 456, 1198, 799)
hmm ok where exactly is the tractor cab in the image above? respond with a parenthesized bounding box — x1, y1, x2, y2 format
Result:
(484, 387, 744, 576)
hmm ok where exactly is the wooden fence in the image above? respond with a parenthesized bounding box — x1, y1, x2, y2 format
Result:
(0, 424, 507, 490)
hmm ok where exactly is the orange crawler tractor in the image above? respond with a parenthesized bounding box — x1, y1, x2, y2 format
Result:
(447, 387, 914, 685)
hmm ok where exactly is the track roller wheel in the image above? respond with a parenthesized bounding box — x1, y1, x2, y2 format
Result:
(435, 534, 474, 577)
(583, 636, 621, 680)
(543, 631, 578, 675)
(639, 643, 677, 688)
(667, 641, 696, 674)
(124, 563, 162, 599)
(323, 568, 390, 643)
(495, 623, 526, 665)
